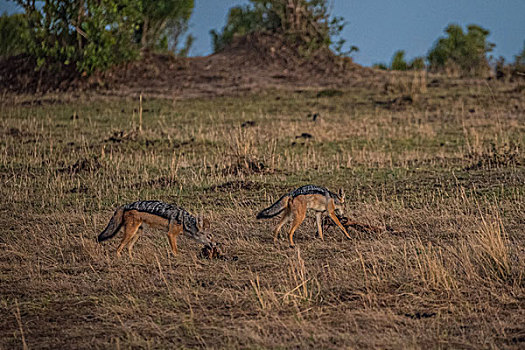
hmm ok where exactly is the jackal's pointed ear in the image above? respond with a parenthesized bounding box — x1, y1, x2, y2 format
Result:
(338, 188, 345, 201)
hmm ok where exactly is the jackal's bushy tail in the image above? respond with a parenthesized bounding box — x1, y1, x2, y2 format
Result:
(256, 195, 289, 219)
(97, 206, 125, 242)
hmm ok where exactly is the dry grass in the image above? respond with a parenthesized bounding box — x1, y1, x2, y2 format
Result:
(0, 77, 524, 349)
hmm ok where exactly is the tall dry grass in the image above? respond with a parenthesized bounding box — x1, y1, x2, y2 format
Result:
(0, 78, 524, 348)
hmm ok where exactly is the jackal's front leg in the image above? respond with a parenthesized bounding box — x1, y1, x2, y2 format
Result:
(315, 212, 324, 240)
(167, 223, 183, 256)
(327, 204, 351, 240)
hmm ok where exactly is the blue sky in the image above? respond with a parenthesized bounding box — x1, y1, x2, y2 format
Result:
(2, 0, 524, 66)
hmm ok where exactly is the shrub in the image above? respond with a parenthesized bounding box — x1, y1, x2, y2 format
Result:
(427, 24, 495, 76)
(0, 12, 29, 58)
(391, 50, 408, 71)
(210, 4, 275, 53)
(408, 56, 425, 70)
(372, 62, 388, 70)
(495, 43, 525, 81)
(375, 52, 425, 71)
(12, 0, 195, 75)
(138, 0, 194, 54)
(211, 0, 355, 56)
(513, 42, 525, 75)
(14, 0, 142, 75)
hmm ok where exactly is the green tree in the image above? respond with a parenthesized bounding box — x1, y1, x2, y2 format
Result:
(211, 0, 354, 56)
(408, 56, 425, 70)
(14, 0, 142, 74)
(511, 42, 525, 77)
(138, 0, 194, 53)
(427, 24, 495, 76)
(515, 42, 525, 66)
(374, 53, 425, 71)
(210, 4, 276, 52)
(372, 62, 388, 70)
(0, 12, 29, 58)
(391, 50, 408, 70)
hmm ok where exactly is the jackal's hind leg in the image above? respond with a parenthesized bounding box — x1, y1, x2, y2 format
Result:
(126, 226, 142, 258)
(273, 207, 291, 243)
(117, 216, 141, 257)
(288, 203, 306, 247)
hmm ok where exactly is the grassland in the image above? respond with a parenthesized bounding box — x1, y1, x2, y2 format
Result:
(1, 75, 524, 349)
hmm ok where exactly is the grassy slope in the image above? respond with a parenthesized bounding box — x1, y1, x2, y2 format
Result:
(1, 77, 524, 349)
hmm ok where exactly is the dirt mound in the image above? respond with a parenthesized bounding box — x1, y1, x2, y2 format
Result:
(0, 33, 382, 97)
(216, 32, 356, 74)
(0, 54, 81, 93)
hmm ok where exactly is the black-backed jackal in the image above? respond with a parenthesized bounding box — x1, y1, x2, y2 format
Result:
(98, 200, 215, 257)
(256, 185, 349, 246)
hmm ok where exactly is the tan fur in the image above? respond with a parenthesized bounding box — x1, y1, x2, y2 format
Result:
(273, 193, 350, 247)
(114, 211, 198, 258)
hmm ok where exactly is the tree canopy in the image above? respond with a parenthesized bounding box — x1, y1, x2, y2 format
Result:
(427, 24, 495, 76)
(138, 0, 194, 53)
(211, 0, 355, 56)
(9, 0, 194, 74)
(0, 12, 29, 58)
